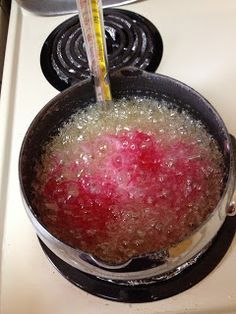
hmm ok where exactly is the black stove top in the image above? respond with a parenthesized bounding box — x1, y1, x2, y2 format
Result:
(40, 8, 163, 91)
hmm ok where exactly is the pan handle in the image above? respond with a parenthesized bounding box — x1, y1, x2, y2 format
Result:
(227, 135, 236, 216)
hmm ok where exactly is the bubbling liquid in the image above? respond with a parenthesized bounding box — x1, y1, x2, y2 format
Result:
(33, 98, 224, 264)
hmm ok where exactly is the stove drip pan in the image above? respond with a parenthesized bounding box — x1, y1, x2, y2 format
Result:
(40, 9, 163, 91)
(39, 215, 236, 303)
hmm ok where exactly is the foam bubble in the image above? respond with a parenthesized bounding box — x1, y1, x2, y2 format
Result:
(33, 97, 224, 264)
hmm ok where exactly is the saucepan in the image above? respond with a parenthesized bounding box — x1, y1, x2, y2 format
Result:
(19, 67, 236, 284)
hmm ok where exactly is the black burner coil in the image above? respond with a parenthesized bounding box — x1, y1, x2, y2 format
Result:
(40, 9, 163, 91)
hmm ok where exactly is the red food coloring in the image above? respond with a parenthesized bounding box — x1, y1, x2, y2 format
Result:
(37, 129, 223, 263)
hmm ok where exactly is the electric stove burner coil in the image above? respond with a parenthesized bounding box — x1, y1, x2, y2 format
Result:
(41, 9, 163, 91)
(39, 216, 236, 302)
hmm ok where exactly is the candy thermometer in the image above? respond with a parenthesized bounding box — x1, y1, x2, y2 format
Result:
(76, 0, 112, 101)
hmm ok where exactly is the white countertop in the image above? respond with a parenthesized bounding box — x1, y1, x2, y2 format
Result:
(1, 1, 236, 313)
